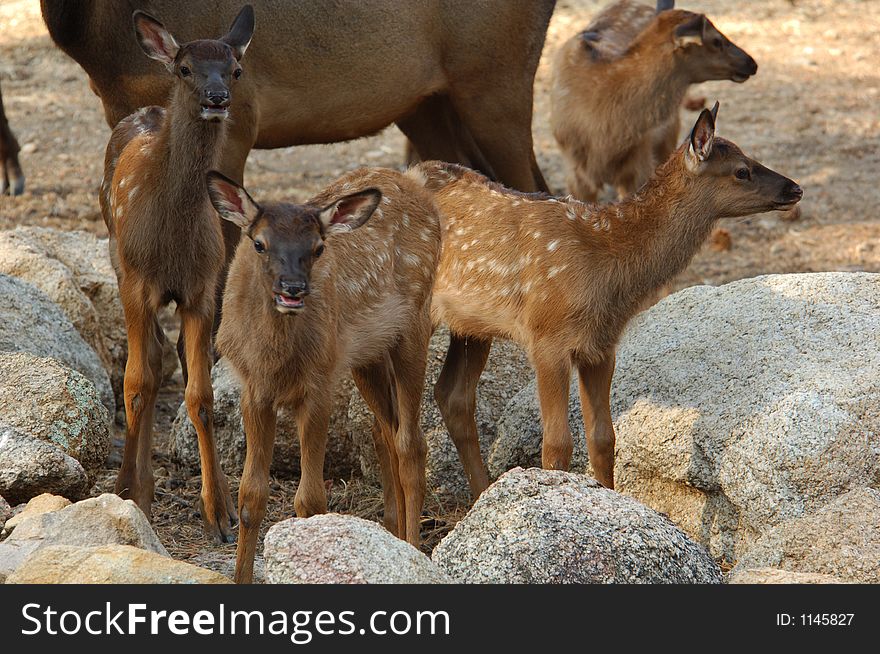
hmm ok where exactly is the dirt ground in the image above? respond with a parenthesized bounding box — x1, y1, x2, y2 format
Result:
(2, 0, 879, 577)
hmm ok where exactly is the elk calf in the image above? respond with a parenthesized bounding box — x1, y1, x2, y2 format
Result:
(551, 0, 757, 201)
(208, 168, 440, 584)
(100, 6, 255, 542)
(422, 104, 801, 495)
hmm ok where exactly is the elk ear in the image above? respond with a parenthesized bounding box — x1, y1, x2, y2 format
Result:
(319, 189, 382, 235)
(206, 171, 260, 229)
(709, 100, 720, 122)
(133, 11, 180, 65)
(656, 0, 675, 12)
(686, 107, 716, 171)
(222, 5, 255, 60)
(674, 14, 705, 49)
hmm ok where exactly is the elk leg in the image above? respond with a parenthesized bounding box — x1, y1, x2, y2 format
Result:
(234, 389, 276, 584)
(352, 358, 404, 537)
(294, 400, 332, 519)
(180, 307, 237, 543)
(534, 353, 574, 471)
(576, 353, 617, 489)
(389, 325, 430, 547)
(434, 333, 492, 498)
(450, 89, 547, 192)
(397, 94, 496, 178)
(569, 164, 600, 203)
(115, 287, 162, 518)
(0, 85, 25, 196)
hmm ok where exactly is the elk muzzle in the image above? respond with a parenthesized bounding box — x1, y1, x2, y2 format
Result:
(273, 279, 310, 314)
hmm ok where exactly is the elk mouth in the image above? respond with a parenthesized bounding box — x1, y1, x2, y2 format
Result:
(274, 292, 306, 313)
(773, 185, 804, 210)
(200, 106, 229, 122)
(731, 73, 751, 83)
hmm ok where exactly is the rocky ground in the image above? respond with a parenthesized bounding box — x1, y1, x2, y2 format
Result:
(1, 0, 879, 583)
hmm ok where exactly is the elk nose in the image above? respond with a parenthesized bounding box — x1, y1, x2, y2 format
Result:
(787, 183, 804, 200)
(205, 89, 230, 107)
(279, 279, 309, 297)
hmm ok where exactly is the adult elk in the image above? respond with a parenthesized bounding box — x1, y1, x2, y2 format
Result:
(101, 7, 255, 542)
(551, 0, 757, 202)
(0, 82, 25, 196)
(422, 104, 802, 495)
(208, 167, 440, 584)
(42, 0, 553, 261)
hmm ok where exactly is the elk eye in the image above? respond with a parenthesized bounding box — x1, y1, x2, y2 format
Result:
(254, 240, 265, 253)
(315, 244, 325, 258)
(180, 66, 192, 77)
(233, 68, 242, 80)
(735, 168, 751, 181)
(713, 38, 723, 48)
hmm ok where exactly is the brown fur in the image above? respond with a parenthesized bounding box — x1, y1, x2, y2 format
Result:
(551, 0, 757, 201)
(41, 0, 554, 206)
(216, 167, 441, 584)
(419, 109, 801, 495)
(100, 14, 254, 544)
(0, 82, 24, 196)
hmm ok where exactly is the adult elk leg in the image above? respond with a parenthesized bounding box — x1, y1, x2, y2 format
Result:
(116, 282, 162, 517)
(434, 333, 492, 498)
(389, 321, 430, 546)
(533, 351, 574, 472)
(352, 359, 404, 538)
(575, 353, 616, 489)
(180, 305, 237, 543)
(451, 83, 549, 193)
(0, 83, 25, 196)
(235, 388, 276, 584)
(397, 95, 494, 177)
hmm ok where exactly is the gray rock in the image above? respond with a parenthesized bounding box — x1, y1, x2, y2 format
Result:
(0, 353, 110, 495)
(0, 228, 127, 406)
(352, 327, 533, 497)
(0, 493, 167, 582)
(7, 545, 230, 584)
(0, 494, 10, 527)
(169, 359, 360, 480)
(728, 568, 848, 585)
(492, 273, 880, 562)
(733, 488, 880, 584)
(0, 425, 89, 504)
(0, 274, 114, 415)
(264, 513, 451, 584)
(432, 468, 722, 584)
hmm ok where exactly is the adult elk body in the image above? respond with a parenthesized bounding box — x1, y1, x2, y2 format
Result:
(101, 7, 255, 542)
(0, 82, 25, 196)
(208, 167, 440, 584)
(422, 105, 802, 495)
(551, 0, 757, 202)
(41, 0, 553, 241)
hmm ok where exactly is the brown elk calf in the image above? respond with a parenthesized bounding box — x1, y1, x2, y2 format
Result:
(100, 7, 255, 542)
(551, 0, 757, 202)
(422, 104, 802, 495)
(0, 82, 25, 196)
(208, 167, 440, 584)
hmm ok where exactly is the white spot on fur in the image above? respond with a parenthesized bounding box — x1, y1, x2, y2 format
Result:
(547, 240, 560, 252)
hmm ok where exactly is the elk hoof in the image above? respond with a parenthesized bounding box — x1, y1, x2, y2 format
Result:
(199, 492, 239, 544)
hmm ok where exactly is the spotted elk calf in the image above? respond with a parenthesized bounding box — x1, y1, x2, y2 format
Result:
(551, 0, 757, 202)
(421, 104, 802, 495)
(207, 168, 441, 584)
(100, 6, 255, 541)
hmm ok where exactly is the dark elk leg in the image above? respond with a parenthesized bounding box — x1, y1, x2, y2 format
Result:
(0, 82, 25, 196)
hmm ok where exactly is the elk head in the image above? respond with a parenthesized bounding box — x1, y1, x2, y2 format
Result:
(206, 171, 382, 314)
